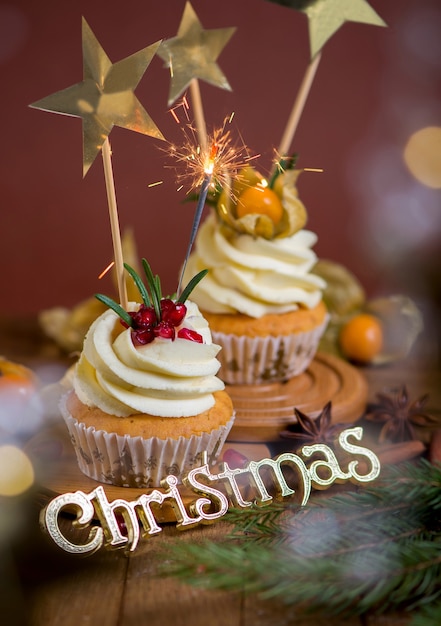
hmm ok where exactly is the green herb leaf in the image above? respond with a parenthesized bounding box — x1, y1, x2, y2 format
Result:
(142, 259, 161, 320)
(123, 262, 151, 307)
(95, 294, 133, 327)
(177, 269, 208, 303)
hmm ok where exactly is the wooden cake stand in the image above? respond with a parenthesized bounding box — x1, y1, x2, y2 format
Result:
(226, 352, 369, 443)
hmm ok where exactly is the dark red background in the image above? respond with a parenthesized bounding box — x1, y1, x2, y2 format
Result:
(1, 0, 440, 316)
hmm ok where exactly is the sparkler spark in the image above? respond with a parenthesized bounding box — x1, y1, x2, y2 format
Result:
(98, 261, 115, 280)
(170, 96, 190, 124)
(165, 115, 257, 205)
(271, 148, 324, 179)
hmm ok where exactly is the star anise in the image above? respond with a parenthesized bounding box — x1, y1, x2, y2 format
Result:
(280, 402, 349, 449)
(364, 385, 437, 443)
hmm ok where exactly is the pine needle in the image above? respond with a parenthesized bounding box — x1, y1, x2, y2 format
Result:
(160, 460, 441, 621)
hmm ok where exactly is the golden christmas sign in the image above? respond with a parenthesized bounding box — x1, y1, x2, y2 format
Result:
(41, 426, 380, 555)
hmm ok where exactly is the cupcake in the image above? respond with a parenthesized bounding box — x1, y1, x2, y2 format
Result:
(182, 165, 328, 384)
(61, 261, 235, 488)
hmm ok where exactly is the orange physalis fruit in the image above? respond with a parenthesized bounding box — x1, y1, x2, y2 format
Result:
(0, 357, 37, 399)
(236, 185, 284, 225)
(339, 314, 383, 364)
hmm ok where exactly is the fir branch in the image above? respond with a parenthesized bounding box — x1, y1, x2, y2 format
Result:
(227, 460, 441, 541)
(410, 601, 441, 625)
(160, 460, 441, 619)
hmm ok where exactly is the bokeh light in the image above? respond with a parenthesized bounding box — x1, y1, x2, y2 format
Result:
(403, 126, 441, 189)
(0, 445, 34, 497)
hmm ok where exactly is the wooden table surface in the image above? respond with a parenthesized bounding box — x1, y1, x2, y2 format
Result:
(1, 314, 440, 626)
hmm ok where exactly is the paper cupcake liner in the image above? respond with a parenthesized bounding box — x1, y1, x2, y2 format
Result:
(60, 397, 235, 489)
(212, 317, 329, 385)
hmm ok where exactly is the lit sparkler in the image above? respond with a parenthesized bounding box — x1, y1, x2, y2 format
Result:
(167, 112, 258, 201)
(175, 136, 218, 297)
(173, 115, 257, 297)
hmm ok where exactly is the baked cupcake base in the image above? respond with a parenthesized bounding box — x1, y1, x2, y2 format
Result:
(60, 390, 235, 488)
(203, 301, 329, 385)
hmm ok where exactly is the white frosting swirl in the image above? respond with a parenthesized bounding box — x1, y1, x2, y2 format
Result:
(73, 301, 224, 418)
(183, 213, 326, 318)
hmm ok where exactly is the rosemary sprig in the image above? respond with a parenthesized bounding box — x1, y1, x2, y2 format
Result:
(123, 262, 151, 307)
(160, 460, 441, 621)
(95, 259, 208, 323)
(94, 294, 133, 327)
(177, 269, 208, 304)
(141, 259, 161, 320)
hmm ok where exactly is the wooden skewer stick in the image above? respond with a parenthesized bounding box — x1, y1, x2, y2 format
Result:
(276, 51, 322, 162)
(190, 78, 208, 152)
(101, 137, 128, 309)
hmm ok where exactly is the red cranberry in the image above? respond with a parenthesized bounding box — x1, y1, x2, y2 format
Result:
(222, 448, 248, 469)
(160, 298, 175, 318)
(154, 321, 175, 340)
(133, 305, 156, 328)
(115, 513, 128, 537)
(122, 299, 201, 347)
(120, 312, 136, 329)
(132, 328, 155, 345)
(177, 328, 203, 343)
(164, 302, 187, 326)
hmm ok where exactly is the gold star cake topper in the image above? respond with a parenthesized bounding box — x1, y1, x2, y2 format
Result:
(266, 0, 387, 159)
(302, 0, 386, 58)
(157, 1, 236, 106)
(30, 17, 164, 176)
(266, 0, 386, 59)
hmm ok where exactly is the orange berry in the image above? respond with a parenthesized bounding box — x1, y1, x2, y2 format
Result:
(0, 359, 37, 399)
(237, 185, 284, 225)
(0, 373, 35, 397)
(339, 314, 383, 364)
